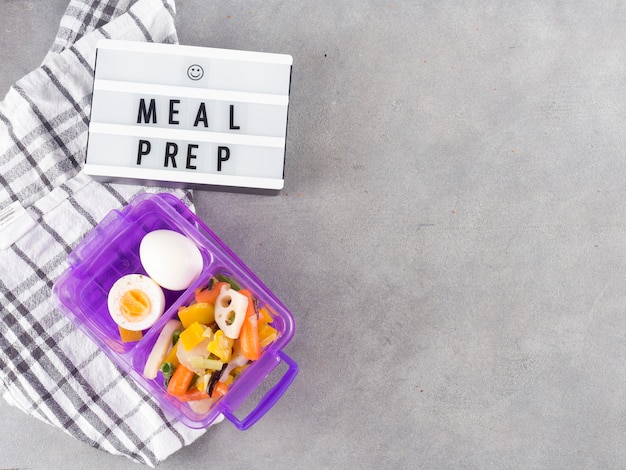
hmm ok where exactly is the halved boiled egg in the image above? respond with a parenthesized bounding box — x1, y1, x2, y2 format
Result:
(107, 274, 166, 331)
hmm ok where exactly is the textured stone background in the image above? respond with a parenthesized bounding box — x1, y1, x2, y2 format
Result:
(2, 1, 626, 468)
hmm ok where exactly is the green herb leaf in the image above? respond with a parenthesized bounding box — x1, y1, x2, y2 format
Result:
(216, 274, 241, 291)
(161, 362, 174, 378)
(188, 374, 200, 391)
(161, 362, 175, 387)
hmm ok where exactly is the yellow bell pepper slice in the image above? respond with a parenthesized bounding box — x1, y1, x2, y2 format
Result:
(162, 342, 179, 368)
(258, 323, 278, 348)
(179, 322, 206, 350)
(207, 330, 234, 362)
(258, 307, 273, 325)
(119, 326, 143, 343)
(178, 302, 215, 329)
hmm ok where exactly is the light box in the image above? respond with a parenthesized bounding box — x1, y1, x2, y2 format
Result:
(84, 40, 293, 192)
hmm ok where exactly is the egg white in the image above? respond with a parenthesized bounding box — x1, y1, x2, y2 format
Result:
(107, 274, 166, 331)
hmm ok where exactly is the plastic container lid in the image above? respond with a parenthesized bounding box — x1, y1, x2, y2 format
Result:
(52, 192, 297, 429)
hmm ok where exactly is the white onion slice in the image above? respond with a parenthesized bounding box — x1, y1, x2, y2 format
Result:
(143, 319, 182, 379)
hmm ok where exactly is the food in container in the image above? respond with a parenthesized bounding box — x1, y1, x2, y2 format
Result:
(52, 192, 297, 429)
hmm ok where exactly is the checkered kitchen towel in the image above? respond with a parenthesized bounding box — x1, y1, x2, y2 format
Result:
(0, 0, 213, 466)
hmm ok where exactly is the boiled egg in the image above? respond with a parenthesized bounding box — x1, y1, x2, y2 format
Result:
(107, 274, 166, 331)
(139, 229, 203, 291)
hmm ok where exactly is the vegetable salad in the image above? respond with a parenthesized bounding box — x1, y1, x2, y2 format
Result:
(142, 275, 278, 412)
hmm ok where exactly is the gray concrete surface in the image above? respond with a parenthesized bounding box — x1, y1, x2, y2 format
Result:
(2, 1, 626, 468)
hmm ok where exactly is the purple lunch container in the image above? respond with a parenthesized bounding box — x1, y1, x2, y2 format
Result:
(52, 192, 297, 429)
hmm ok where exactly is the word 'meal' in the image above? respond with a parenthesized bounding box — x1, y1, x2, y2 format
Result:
(135, 98, 241, 170)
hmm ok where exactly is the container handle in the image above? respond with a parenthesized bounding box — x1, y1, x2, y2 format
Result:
(220, 350, 298, 430)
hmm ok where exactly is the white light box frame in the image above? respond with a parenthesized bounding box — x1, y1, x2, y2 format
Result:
(84, 40, 293, 192)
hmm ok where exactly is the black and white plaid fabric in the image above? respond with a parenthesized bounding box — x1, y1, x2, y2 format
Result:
(0, 0, 212, 466)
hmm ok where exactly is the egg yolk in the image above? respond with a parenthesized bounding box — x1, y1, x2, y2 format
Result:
(119, 289, 152, 322)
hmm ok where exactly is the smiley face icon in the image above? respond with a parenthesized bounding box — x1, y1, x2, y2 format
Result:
(187, 64, 204, 81)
